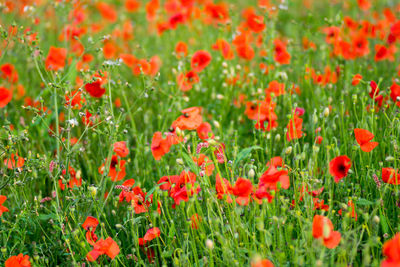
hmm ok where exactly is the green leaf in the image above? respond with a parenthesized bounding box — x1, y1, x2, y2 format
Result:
(182, 152, 199, 175)
(380, 209, 389, 234)
(356, 198, 375, 206)
(233, 146, 262, 170)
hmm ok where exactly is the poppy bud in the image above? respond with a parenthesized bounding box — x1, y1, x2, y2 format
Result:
(373, 215, 380, 224)
(312, 113, 318, 124)
(248, 169, 255, 179)
(175, 127, 183, 137)
(1, 247, 6, 253)
(275, 134, 281, 142)
(385, 156, 395, 162)
(213, 120, 220, 129)
(207, 139, 218, 146)
(89, 186, 97, 197)
(205, 239, 214, 250)
(323, 107, 330, 117)
(176, 158, 184, 165)
(285, 146, 292, 155)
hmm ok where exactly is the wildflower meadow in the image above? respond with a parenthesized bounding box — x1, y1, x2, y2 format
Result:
(1, 0, 400, 266)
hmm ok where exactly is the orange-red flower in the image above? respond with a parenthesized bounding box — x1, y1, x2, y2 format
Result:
(329, 155, 351, 182)
(390, 82, 400, 107)
(191, 50, 212, 72)
(382, 168, 400, 185)
(286, 114, 303, 141)
(251, 259, 274, 267)
(143, 227, 161, 243)
(113, 141, 129, 157)
(196, 122, 213, 140)
(5, 254, 31, 267)
(215, 174, 233, 203)
(354, 128, 378, 152)
(4, 153, 24, 169)
(175, 41, 188, 58)
(232, 178, 253, 206)
(151, 132, 172, 160)
(98, 155, 126, 181)
(381, 233, 400, 267)
(172, 107, 203, 131)
(191, 213, 202, 230)
(177, 70, 199, 92)
(351, 74, 363, 86)
(0, 195, 9, 217)
(82, 216, 99, 245)
(45, 46, 67, 71)
(87, 237, 120, 262)
(0, 86, 12, 108)
(312, 215, 341, 249)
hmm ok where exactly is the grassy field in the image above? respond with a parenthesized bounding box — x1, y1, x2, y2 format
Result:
(1, 0, 400, 266)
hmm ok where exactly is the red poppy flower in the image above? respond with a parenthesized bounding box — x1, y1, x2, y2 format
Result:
(215, 174, 233, 202)
(125, 0, 140, 12)
(375, 44, 388, 61)
(382, 233, 400, 267)
(98, 155, 126, 181)
(96, 2, 117, 23)
(312, 198, 329, 211)
(172, 107, 203, 131)
(259, 165, 290, 191)
(5, 254, 31, 267)
(251, 259, 274, 267)
(113, 141, 129, 157)
(65, 89, 85, 109)
(382, 168, 400, 185)
(143, 227, 161, 242)
(369, 81, 383, 107)
(329, 155, 351, 182)
(286, 114, 303, 141)
(390, 82, 400, 107)
(0, 195, 9, 217)
(191, 213, 202, 230)
(212, 39, 234, 60)
(273, 39, 291, 65)
(85, 80, 106, 98)
(232, 178, 253, 206)
(45, 46, 67, 71)
(177, 70, 200, 92)
(265, 80, 285, 97)
(0, 86, 12, 108)
(151, 132, 172, 160)
(4, 153, 24, 169)
(191, 50, 212, 72)
(329, 155, 351, 183)
(87, 237, 120, 262)
(246, 13, 265, 33)
(175, 41, 188, 58)
(59, 166, 82, 191)
(312, 215, 341, 249)
(338, 200, 357, 221)
(192, 154, 215, 176)
(354, 128, 378, 152)
(351, 74, 363, 86)
(196, 122, 213, 140)
(0, 63, 18, 83)
(82, 216, 99, 231)
(157, 175, 179, 191)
